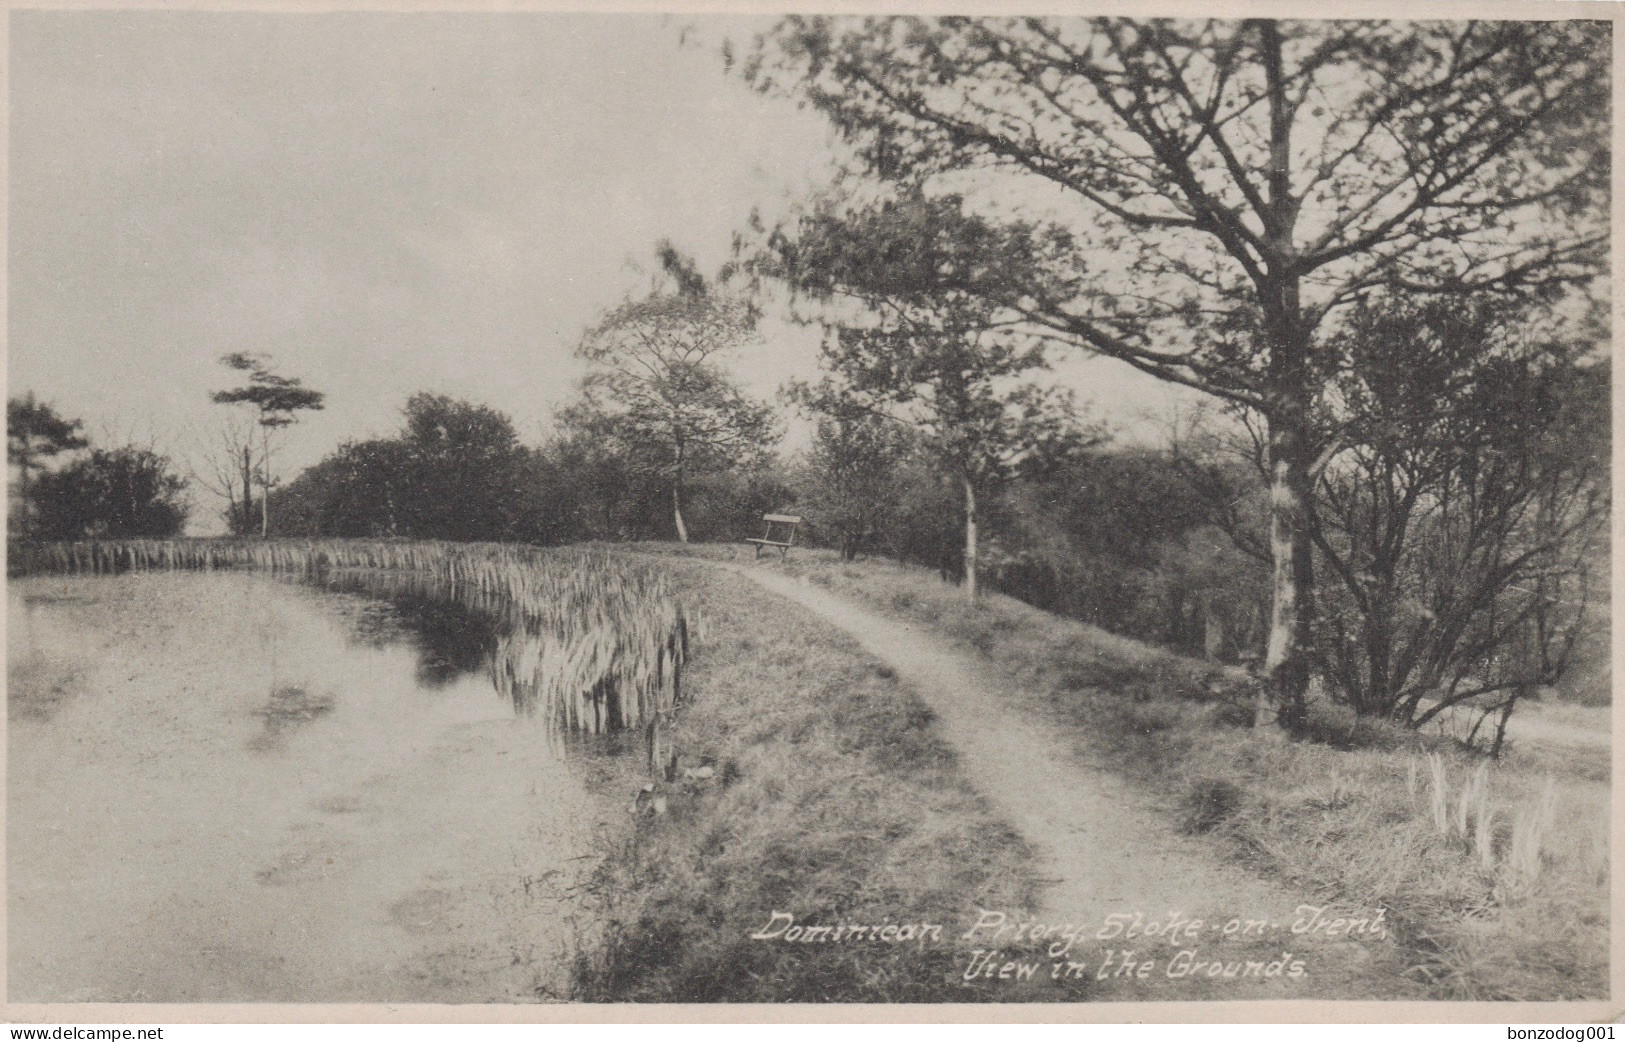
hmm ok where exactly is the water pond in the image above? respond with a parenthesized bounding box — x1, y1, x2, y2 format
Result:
(9, 569, 615, 1003)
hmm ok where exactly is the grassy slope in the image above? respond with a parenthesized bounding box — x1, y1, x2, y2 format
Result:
(569, 561, 1062, 1002)
(620, 542, 1608, 1002)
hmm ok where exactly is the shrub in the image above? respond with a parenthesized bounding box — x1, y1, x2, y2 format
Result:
(1181, 778, 1243, 834)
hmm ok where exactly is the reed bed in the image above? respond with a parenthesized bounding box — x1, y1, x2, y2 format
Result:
(12, 538, 700, 743)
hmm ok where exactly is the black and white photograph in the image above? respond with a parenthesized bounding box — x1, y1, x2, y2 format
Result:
(4, 4, 1614, 1018)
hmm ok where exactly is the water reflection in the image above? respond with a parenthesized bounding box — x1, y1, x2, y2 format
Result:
(304, 566, 685, 741)
(8, 569, 596, 1002)
(17, 541, 693, 744)
(315, 571, 503, 690)
(249, 684, 338, 752)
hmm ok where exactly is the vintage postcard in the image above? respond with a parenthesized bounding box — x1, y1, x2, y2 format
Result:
(3, 0, 1616, 1024)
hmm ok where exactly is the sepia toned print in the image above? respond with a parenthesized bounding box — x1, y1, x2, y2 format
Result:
(5, 5, 1612, 1019)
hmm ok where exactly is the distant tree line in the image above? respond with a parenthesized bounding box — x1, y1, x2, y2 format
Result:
(13, 231, 1606, 744)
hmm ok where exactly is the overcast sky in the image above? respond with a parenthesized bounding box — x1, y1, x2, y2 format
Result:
(11, 10, 1188, 528)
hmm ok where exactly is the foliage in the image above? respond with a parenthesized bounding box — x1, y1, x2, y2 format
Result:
(1308, 294, 1608, 739)
(1160, 291, 1609, 736)
(8, 393, 89, 538)
(771, 190, 1101, 599)
(270, 394, 536, 542)
(395, 393, 533, 540)
(210, 352, 326, 425)
(537, 416, 790, 547)
(571, 250, 780, 542)
(270, 437, 413, 538)
(8, 393, 88, 471)
(744, 18, 1607, 373)
(528, 428, 651, 543)
(743, 15, 1610, 722)
(792, 406, 916, 561)
(209, 352, 325, 536)
(997, 449, 1267, 657)
(266, 378, 787, 549)
(30, 445, 188, 540)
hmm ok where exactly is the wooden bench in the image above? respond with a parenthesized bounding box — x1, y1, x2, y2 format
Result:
(745, 513, 802, 560)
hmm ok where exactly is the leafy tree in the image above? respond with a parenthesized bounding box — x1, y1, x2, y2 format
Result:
(396, 393, 530, 541)
(1307, 294, 1606, 748)
(532, 424, 647, 542)
(211, 352, 325, 537)
(1008, 445, 1257, 649)
(572, 249, 779, 542)
(793, 404, 915, 561)
(270, 395, 532, 542)
(744, 16, 1608, 727)
(270, 438, 411, 538)
(8, 393, 88, 539)
(876, 457, 969, 581)
(772, 193, 1099, 601)
(32, 445, 188, 540)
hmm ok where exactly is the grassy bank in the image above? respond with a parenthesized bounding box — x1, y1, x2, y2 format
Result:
(632, 543, 1608, 1001)
(21, 537, 1601, 999)
(567, 559, 1081, 1001)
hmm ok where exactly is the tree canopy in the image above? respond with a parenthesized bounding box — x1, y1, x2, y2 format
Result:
(269, 394, 533, 542)
(773, 191, 1099, 599)
(211, 352, 327, 426)
(570, 253, 779, 542)
(32, 445, 189, 541)
(744, 16, 1610, 727)
(8, 393, 89, 538)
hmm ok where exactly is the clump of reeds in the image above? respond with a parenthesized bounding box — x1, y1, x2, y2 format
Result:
(1500, 777, 1559, 899)
(13, 538, 701, 747)
(1414, 751, 1562, 897)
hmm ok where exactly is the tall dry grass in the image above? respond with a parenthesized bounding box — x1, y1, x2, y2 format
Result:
(1415, 752, 1568, 895)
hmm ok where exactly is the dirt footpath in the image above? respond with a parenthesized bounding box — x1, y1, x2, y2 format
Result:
(723, 562, 1406, 997)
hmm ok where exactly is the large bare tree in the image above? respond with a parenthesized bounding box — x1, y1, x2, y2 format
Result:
(187, 416, 262, 535)
(743, 17, 1609, 728)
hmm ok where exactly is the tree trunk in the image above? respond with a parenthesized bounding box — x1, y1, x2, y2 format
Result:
(673, 488, 689, 544)
(17, 445, 31, 541)
(240, 446, 254, 536)
(1252, 21, 1313, 734)
(1258, 411, 1314, 733)
(963, 476, 979, 604)
(260, 427, 271, 538)
(645, 716, 672, 780)
(672, 445, 689, 544)
(1490, 693, 1519, 758)
(1203, 598, 1225, 662)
